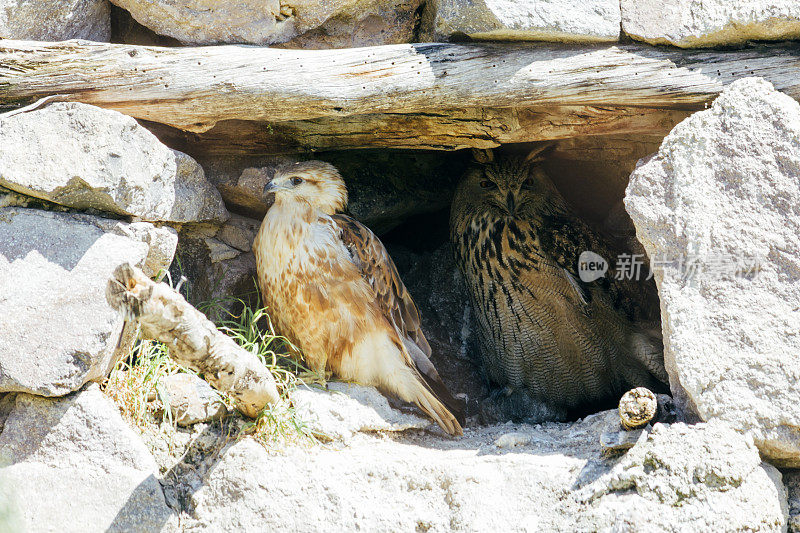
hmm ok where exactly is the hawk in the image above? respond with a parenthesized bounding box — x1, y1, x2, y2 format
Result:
(450, 147, 668, 422)
(253, 160, 464, 436)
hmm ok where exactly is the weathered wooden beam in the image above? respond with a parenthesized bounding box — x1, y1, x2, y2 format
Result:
(1, 39, 799, 135)
(145, 106, 690, 156)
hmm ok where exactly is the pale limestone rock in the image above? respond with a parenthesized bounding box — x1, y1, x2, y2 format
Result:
(0, 103, 228, 224)
(125, 222, 180, 278)
(201, 157, 291, 221)
(183, 412, 611, 532)
(0, 470, 22, 532)
(625, 77, 800, 466)
(599, 423, 648, 456)
(216, 214, 261, 253)
(429, 0, 621, 43)
(493, 431, 533, 448)
(0, 385, 178, 532)
(162, 373, 228, 427)
(579, 421, 787, 531)
(107, 0, 422, 47)
(0, 208, 175, 396)
(290, 382, 431, 441)
(182, 411, 787, 531)
(621, 0, 800, 48)
(0, 0, 110, 41)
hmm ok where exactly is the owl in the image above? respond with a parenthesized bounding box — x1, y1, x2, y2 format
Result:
(450, 147, 668, 422)
(253, 161, 464, 435)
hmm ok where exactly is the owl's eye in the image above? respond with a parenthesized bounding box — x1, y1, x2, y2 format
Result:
(521, 177, 537, 190)
(479, 180, 497, 190)
(291, 176, 304, 186)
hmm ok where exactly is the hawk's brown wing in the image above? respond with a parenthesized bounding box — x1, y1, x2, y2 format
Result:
(332, 214, 465, 425)
(332, 214, 431, 356)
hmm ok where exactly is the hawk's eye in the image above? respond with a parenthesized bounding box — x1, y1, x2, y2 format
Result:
(290, 176, 304, 186)
(521, 177, 537, 190)
(479, 180, 497, 190)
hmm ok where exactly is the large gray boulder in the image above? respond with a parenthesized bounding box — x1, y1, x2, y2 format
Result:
(0, 207, 177, 396)
(625, 77, 800, 467)
(579, 421, 787, 531)
(0, 103, 228, 224)
(107, 0, 422, 47)
(0, 0, 110, 41)
(621, 0, 800, 48)
(182, 411, 786, 531)
(426, 0, 621, 43)
(0, 385, 178, 532)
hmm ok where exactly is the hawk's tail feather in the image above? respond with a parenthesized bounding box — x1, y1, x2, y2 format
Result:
(408, 379, 464, 437)
(402, 337, 466, 429)
(419, 371, 466, 429)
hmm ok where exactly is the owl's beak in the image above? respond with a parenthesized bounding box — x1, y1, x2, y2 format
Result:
(506, 192, 516, 214)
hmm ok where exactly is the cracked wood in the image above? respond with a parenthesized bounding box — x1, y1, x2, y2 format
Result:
(1, 39, 798, 152)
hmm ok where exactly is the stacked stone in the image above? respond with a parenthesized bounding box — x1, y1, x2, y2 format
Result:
(2, 1, 800, 531)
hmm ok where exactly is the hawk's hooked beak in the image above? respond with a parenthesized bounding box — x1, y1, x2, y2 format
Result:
(263, 180, 282, 195)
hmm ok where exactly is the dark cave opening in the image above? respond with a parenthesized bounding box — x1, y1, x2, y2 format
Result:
(175, 138, 667, 426)
(373, 139, 666, 424)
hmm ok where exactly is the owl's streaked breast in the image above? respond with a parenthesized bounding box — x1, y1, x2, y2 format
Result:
(452, 211, 560, 388)
(451, 194, 664, 414)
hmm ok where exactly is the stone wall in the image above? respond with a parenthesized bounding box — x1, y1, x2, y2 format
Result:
(1, 1, 799, 531)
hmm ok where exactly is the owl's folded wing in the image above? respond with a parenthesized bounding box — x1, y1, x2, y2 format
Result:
(540, 211, 658, 323)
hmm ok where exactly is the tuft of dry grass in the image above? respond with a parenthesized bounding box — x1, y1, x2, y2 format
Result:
(102, 265, 188, 440)
(103, 338, 186, 447)
(202, 294, 319, 448)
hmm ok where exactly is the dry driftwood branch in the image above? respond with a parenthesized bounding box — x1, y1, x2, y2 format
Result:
(106, 263, 280, 418)
(601, 388, 678, 455)
(1, 39, 798, 147)
(618, 387, 658, 430)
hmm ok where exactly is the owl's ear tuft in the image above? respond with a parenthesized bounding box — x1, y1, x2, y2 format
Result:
(471, 148, 494, 164)
(524, 142, 556, 165)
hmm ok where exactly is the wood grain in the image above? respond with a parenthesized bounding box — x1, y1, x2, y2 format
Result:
(1, 39, 797, 152)
(145, 106, 691, 156)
